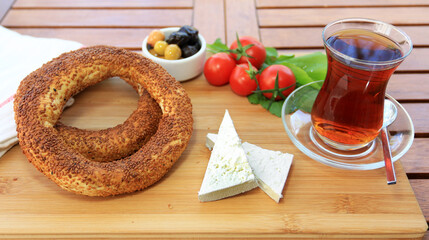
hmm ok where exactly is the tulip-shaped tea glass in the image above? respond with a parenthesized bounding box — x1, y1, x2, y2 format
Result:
(311, 18, 412, 151)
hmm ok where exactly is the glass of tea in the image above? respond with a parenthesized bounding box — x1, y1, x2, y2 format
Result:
(311, 18, 412, 151)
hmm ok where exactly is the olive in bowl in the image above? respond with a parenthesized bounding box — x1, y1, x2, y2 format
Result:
(142, 27, 206, 82)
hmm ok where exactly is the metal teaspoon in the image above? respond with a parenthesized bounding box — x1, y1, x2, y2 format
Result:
(381, 99, 398, 185)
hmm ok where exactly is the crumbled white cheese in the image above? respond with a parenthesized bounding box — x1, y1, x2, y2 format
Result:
(198, 110, 257, 202)
(206, 134, 293, 203)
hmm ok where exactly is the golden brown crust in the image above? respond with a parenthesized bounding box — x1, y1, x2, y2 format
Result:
(14, 46, 193, 196)
(55, 89, 162, 162)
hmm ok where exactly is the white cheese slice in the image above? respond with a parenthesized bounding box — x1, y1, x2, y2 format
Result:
(198, 110, 258, 202)
(205, 133, 217, 151)
(206, 134, 293, 203)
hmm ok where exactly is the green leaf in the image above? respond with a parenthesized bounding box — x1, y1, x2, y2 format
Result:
(259, 98, 271, 109)
(264, 47, 278, 65)
(281, 62, 315, 87)
(293, 89, 319, 113)
(284, 52, 327, 81)
(275, 54, 295, 63)
(247, 93, 285, 117)
(206, 38, 229, 53)
(268, 100, 284, 117)
(264, 47, 295, 66)
(247, 93, 264, 104)
(260, 63, 270, 72)
(265, 47, 278, 58)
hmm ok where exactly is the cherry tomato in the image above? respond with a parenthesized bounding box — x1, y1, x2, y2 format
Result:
(230, 36, 266, 69)
(259, 65, 296, 100)
(229, 64, 259, 96)
(204, 53, 236, 86)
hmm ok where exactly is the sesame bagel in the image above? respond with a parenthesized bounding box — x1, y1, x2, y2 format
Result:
(14, 46, 193, 196)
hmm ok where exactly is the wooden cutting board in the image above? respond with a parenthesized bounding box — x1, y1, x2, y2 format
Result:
(0, 75, 427, 239)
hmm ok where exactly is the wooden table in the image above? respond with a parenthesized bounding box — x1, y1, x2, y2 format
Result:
(1, 0, 428, 239)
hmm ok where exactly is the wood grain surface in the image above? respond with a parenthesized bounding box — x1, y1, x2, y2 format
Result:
(225, 0, 259, 44)
(260, 26, 429, 48)
(387, 74, 429, 101)
(193, 0, 225, 44)
(12, 0, 193, 8)
(256, 0, 429, 8)
(0, 0, 428, 238)
(0, 77, 427, 239)
(402, 139, 429, 176)
(258, 7, 429, 27)
(2, 9, 193, 27)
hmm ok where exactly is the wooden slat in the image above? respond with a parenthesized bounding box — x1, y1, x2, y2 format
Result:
(261, 27, 323, 49)
(10, 28, 151, 49)
(11, 22, 223, 49)
(260, 26, 429, 48)
(13, 0, 193, 8)
(225, 0, 259, 45)
(0, 0, 14, 21)
(1, 9, 192, 27)
(401, 139, 429, 175)
(396, 49, 429, 73)
(258, 7, 429, 27)
(402, 103, 429, 135)
(410, 180, 429, 222)
(256, 0, 429, 8)
(193, 0, 225, 44)
(387, 74, 429, 101)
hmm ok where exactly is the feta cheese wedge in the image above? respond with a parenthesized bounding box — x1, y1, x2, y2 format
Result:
(198, 110, 258, 202)
(205, 133, 217, 151)
(206, 134, 293, 203)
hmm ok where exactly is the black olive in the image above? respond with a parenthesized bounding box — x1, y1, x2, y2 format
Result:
(181, 44, 200, 58)
(193, 39, 201, 50)
(166, 32, 190, 47)
(179, 25, 199, 45)
(179, 25, 198, 35)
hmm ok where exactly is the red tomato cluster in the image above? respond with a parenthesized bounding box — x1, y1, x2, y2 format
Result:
(203, 36, 296, 99)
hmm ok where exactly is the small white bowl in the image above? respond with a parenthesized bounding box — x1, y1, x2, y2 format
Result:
(142, 27, 206, 82)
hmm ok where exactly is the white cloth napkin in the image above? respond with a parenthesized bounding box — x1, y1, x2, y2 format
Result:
(0, 26, 83, 158)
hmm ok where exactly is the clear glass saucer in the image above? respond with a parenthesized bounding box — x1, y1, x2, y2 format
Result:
(281, 81, 414, 170)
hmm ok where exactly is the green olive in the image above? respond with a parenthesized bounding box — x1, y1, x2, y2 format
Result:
(147, 30, 165, 47)
(154, 41, 168, 56)
(164, 44, 182, 60)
